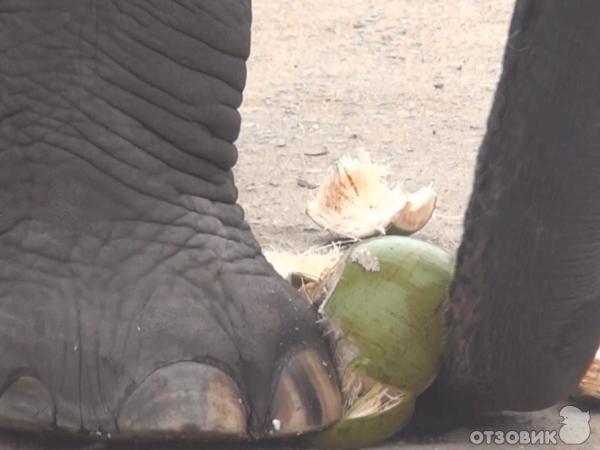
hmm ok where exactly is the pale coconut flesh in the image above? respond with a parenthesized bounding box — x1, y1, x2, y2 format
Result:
(306, 153, 437, 239)
(264, 245, 343, 286)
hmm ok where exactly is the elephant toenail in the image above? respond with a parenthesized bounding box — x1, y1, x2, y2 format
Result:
(268, 349, 342, 437)
(0, 376, 55, 431)
(117, 362, 248, 440)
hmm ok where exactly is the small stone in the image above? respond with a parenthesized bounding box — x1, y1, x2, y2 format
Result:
(304, 150, 329, 157)
(297, 178, 318, 189)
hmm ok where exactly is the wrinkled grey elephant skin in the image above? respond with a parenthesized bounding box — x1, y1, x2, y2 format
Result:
(0, 0, 341, 445)
(0, 0, 599, 449)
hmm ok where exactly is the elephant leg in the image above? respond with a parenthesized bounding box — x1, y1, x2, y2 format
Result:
(443, 0, 600, 412)
(0, 0, 341, 441)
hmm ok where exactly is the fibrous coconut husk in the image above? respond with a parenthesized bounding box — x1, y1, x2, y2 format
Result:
(306, 382, 415, 450)
(264, 245, 344, 303)
(306, 152, 437, 239)
(576, 347, 600, 402)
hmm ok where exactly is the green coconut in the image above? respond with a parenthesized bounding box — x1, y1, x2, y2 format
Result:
(309, 236, 453, 448)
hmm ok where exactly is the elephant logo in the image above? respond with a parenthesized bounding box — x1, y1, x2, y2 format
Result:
(559, 405, 591, 445)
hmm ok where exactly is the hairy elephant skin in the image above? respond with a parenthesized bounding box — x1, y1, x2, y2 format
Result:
(442, 0, 600, 413)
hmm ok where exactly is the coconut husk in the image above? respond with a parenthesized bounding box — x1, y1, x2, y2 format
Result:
(576, 347, 600, 401)
(264, 245, 344, 300)
(306, 382, 415, 450)
(306, 152, 437, 239)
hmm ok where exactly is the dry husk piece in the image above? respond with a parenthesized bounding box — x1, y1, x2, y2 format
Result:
(306, 153, 437, 239)
(264, 245, 344, 296)
(576, 347, 600, 401)
(306, 382, 415, 450)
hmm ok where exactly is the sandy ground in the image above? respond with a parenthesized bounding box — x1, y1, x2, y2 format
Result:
(237, 0, 510, 252)
(235, 0, 599, 448)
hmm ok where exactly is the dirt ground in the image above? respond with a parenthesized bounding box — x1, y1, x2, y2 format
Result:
(235, 0, 599, 448)
(237, 0, 510, 252)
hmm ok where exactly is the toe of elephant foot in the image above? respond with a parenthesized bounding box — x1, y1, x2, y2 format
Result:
(0, 375, 55, 432)
(117, 362, 249, 440)
(116, 352, 343, 441)
(267, 349, 342, 438)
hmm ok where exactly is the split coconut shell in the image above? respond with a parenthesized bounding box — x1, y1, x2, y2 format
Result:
(306, 153, 437, 239)
(307, 236, 453, 448)
(308, 383, 415, 450)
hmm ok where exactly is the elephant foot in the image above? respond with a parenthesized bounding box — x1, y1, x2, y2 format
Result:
(0, 156, 342, 441)
(0, 0, 341, 442)
(0, 200, 343, 440)
(0, 211, 342, 440)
